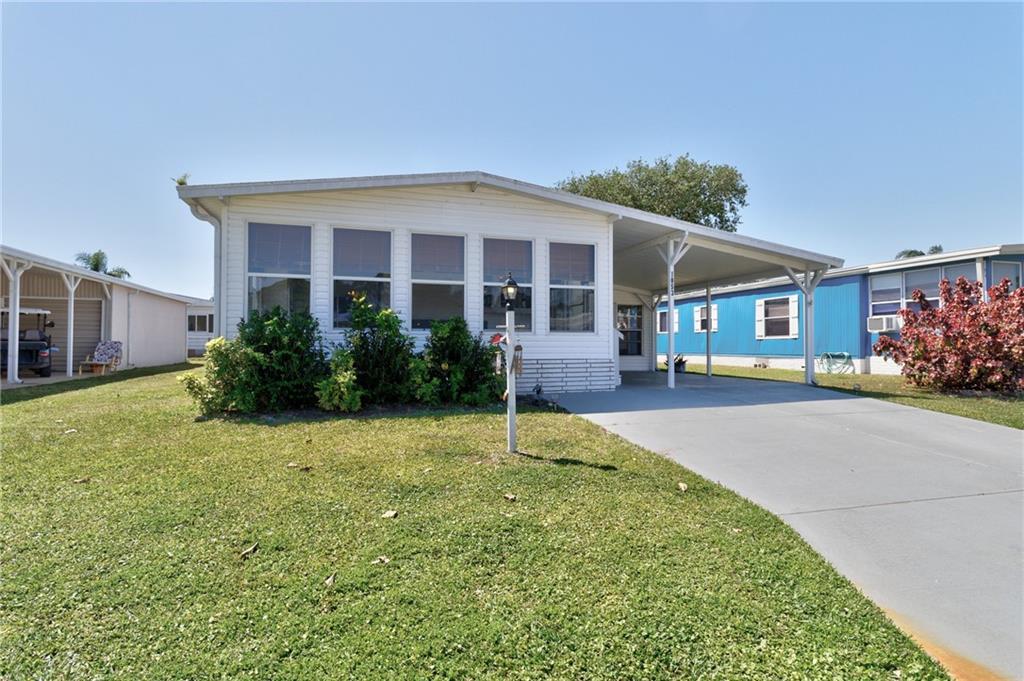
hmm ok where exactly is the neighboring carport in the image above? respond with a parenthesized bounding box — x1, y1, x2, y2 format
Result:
(559, 375, 1023, 680)
(1, 245, 190, 384)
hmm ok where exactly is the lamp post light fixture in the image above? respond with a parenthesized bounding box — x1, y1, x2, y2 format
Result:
(501, 273, 519, 309)
(502, 273, 519, 452)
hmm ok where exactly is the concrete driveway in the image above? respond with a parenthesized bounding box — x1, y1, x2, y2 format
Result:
(558, 373, 1023, 680)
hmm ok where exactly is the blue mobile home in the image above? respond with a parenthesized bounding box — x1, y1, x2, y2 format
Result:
(655, 244, 1023, 374)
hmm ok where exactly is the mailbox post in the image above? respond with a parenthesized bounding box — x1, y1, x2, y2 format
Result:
(501, 273, 520, 453)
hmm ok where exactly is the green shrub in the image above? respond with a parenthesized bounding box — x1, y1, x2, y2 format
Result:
(180, 337, 264, 414)
(408, 355, 441, 407)
(343, 294, 417, 405)
(421, 318, 504, 406)
(316, 350, 364, 412)
(181, 308, 328, 414)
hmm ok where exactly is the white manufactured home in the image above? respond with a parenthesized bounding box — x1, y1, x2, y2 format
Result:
(1, 245, 191, 383)
(184, 296, 216, 356)
(178, 172, 842, 392)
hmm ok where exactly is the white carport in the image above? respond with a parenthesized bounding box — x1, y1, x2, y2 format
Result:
(1, 245, 191, 384)
(609, 212, 842, 387)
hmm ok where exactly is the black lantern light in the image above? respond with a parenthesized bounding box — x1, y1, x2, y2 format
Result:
(501, 272, 519, 310)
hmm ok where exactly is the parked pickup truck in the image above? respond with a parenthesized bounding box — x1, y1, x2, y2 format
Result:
(1, 307, 56, 378)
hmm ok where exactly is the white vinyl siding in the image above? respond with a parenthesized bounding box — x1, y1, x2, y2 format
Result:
(692, 304, 718, 333)
(755, 295, 798, 339)
(219, 184, 612, 360)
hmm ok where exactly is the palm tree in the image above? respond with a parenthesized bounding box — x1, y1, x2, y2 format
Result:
(894, 244, 943, 260)
(75, 250, 131, 279)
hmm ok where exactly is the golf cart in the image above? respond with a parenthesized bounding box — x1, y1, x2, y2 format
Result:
(1, 307, 57, 378)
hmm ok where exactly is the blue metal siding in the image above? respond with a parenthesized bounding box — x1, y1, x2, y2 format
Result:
(656, 275, 866, 358)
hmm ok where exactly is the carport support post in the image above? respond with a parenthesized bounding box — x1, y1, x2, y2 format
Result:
(785, 267, 826, 386)
(61, 274, 82, 376)
(2, 258, 32, 385)
(705, 284, 712, 377)
(657, 234, 689, 389)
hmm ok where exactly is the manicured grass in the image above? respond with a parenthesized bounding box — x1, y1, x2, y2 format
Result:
(1, 368, 948, 679)
(682, 363, 1024, 430)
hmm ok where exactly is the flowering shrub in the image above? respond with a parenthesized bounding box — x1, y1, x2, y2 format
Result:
(873, 277, 1024, 393)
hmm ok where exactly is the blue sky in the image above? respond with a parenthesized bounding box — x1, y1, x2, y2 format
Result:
(2, 2, 1021, 298)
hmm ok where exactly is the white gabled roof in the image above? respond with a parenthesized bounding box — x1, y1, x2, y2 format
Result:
(0, 244, 195, 304)
(177, 170, 844, 275)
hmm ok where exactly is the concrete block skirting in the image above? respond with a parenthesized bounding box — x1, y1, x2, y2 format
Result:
(518, 358, 620, 394)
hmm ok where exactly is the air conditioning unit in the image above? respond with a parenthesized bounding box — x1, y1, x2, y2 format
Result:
(866, 315, 901, 333)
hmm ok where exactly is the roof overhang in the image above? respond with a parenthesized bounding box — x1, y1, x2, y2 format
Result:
(178, 170, 844, 292)
(0, 245, 194, 304)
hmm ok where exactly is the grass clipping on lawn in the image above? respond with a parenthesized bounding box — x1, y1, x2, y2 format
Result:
(0, 368, 948, 680)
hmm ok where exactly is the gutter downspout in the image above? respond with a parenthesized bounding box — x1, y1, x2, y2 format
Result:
(189, 198, 223, 336)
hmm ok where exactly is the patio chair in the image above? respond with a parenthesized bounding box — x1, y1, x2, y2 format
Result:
(78, 340, 123, 376)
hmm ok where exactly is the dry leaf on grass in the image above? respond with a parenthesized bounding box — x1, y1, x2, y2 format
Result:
(381, 510, 398, 519)
(63, 429, 78, 435)
(503, 493, 517, 502)
(677, 482, 688, 493)
(371, 555, 390, 565)
(324, 572, 336, 587)
(240, 542, 259, 560)
(73, 477, 91, 484)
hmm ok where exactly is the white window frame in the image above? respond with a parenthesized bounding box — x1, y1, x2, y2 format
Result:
(482, 236, 534, 333)
(244, 220, 313, 320)
(657, 309, 679, 334)
(755, 294, 798, 339)
(410, 232, 467, 331)
(548, 241, 598, 334)
(693, 304, 718, 333)
(868, 272, 903, 316)
(992, 260, 1022, 291)
(330, 226, 394, 329)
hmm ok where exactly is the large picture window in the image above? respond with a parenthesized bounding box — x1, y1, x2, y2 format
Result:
(549, 242, 595, 332)
(617, 305, 642, 356)
(993, 261, 1022, 291)
(333, 228, 391, 328)
(903, 268, 940, 311)
(411, 234, 465, 329)
(247, 223, 311, 315)
(483, 238, 532, 330)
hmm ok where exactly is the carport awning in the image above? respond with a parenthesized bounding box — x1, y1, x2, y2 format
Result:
(612, 215, 843, 293)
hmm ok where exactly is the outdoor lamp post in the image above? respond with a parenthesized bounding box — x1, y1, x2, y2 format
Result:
(502, 273, 519, 452)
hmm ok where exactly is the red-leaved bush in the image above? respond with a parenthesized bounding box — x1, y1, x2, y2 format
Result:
(873, 277, 1024, 393)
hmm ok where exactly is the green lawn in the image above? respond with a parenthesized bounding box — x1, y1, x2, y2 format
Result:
(1, 367, 948, 679)
(681, 364, 1023, 429)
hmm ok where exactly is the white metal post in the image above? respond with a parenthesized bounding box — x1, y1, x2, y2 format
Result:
(666, 253, 676, 389)
(4, 260, 30, 385)
(784, 266, 826, 386)
(705, 284, 712, 377)
(803, 269, 814, 386)
(62, 274, 82, 377)
(658, 234, 689, 389)
(506, 306, 516, 453)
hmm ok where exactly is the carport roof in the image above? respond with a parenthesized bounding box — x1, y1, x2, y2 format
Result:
(0, 245, 194, 304)
(178, 171, 843, 292)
